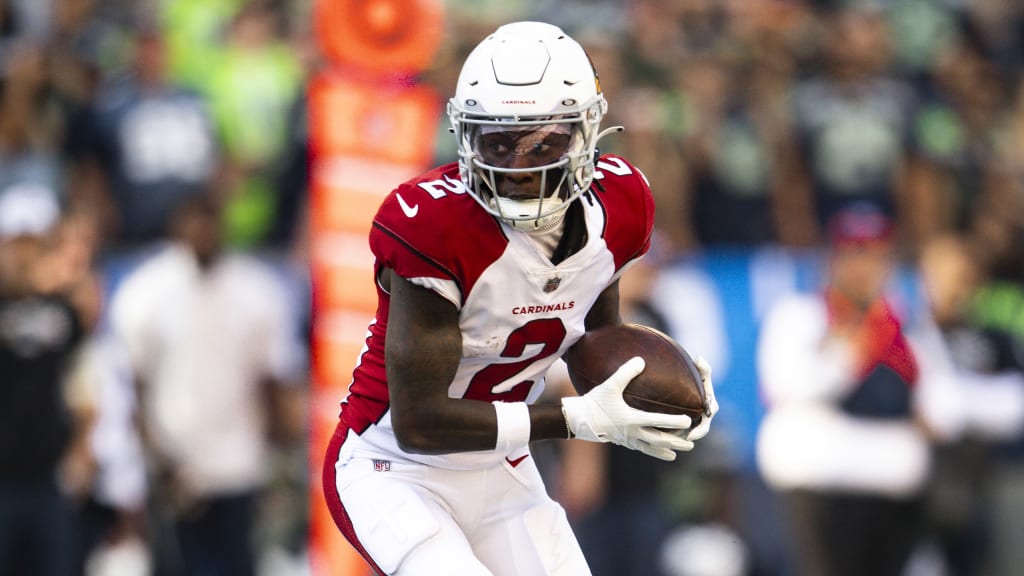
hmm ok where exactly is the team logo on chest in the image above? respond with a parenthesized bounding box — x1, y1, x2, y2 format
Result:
(543, 276, 562, 293)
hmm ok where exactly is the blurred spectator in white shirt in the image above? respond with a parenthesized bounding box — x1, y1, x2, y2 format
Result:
(109, 194, 306, 576)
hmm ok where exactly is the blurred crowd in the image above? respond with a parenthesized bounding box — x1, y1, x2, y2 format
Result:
(0, 0, 312, 575)
(3, 0, 1024, 575)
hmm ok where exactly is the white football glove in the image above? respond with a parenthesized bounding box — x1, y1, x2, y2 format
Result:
(684, 356, 719, 442)
(561, 357, 695, 461)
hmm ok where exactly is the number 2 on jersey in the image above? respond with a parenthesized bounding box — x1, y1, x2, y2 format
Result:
(463, 318, 567, 402)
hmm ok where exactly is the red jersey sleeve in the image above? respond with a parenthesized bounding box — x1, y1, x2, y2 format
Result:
(370, 163, 509, 305)
(589, 154, 655, 271)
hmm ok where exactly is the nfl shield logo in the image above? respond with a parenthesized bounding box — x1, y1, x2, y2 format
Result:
(543, 277, 562, 293)
(373, 459, 391, 472)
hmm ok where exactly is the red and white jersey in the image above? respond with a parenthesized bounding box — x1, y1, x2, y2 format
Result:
(336, 155, 654, 470)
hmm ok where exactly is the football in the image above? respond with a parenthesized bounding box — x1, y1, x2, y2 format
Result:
(564, 323, 707, 425)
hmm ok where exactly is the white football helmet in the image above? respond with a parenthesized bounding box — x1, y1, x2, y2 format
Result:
(448, 22, 619, 231)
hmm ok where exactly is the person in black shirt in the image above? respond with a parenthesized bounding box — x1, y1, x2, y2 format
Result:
(0, 189, 98, 576)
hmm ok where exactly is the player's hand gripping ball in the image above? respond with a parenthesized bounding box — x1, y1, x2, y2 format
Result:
(565, 324, 711, 428)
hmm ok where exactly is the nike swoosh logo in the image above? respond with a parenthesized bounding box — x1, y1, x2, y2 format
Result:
(396, 193, 419, 218)
(505, 454, 529, 468)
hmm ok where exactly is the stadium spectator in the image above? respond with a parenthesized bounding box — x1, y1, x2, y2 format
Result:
(961, 159, 1024, 576)
(73, 21, 217, 252)
(109, 195, 307, 576)
(674, 49, 795, 248)
(780, 6, 918, 248)
(756, 205, 929, 576)
(0, 189, 99, 576)
(913, 234, 1024, 576)
(902, 36, 1009, 251)
(200, 1, 304, 248)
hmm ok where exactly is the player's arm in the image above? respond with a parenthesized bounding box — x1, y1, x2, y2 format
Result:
(387, 271, 694, 458)
(583, 280, 621, 331)
(385, 270, 569, 453)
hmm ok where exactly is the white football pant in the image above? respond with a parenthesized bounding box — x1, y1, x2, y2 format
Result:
(328, 437, 591, 575)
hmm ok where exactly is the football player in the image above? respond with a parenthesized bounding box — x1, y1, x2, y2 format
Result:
(323, 21, 718, 575)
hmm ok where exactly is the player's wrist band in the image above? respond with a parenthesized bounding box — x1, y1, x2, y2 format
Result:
(492, 401, 531, 453)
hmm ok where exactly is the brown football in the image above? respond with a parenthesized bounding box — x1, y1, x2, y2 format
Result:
(564, 323, 707, 425)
